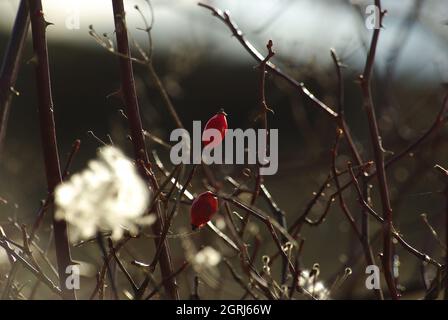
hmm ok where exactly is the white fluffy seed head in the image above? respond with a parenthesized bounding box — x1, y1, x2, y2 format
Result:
(194, 246, 221, 267)
(55, 146, 153, 242)
(299, 269, 330, 300)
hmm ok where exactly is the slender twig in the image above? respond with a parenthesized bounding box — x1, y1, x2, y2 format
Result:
(290, 92, 448, 238)
(190, 275, 201, 300)
(290, 163, 372, 237)
(331, 49, 382, 299)
(29, 139, 81, 240)
(220, 196, 297, 283)
(96, 233, 119, 300)
(0, 0, 30, 156)
(223, 259, 258, 299)
(251, 40, 275, 206)
(349, 164, 441, 268)
(198, 3, 338, 118)
(358, 0, 398, 299)
(331, 130, 362, 241)
(149, 165, 196, 271)
(0, 239, 61, 297)
(153, 151, 239, 251)
(0, 226, 18, 300)
(420, 213, 446, 251)
(434, 164, 448, 299)
(145, 261, 190, 300)
(244, 38, 273, 226)
(90, 235, 131, 300)
(383, 94, 448, 171)
(222, 203, 279, 299)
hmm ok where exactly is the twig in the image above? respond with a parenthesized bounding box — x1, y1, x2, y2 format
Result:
(96, 233, 119, 300)
(244, 39, 274, 229)
(349, 164, 441, 268)
(145, 261, 190, 300)
(198, 3, 338, 118)
(290, 92, 448, 237)
(190, 275, 200, 300)
(90, 235, 131, 300)
(331, 130, 362, 242)
(29, 139, 81, 240)
(434, 164, 448, 300)
(331, 48, 382, 300)
(358, 0, 397, 299)
(383, 94, 448, 171)
(290, 163, 372, 237)
(0, 239, 61, 297)
(153, 151, 239, 251)
(251, 40, 275, 205)
(222, 203, 278, 299)
(149, 165, 196, 272)
(420, 213, 446, 251)
(224, 259, 258, 299)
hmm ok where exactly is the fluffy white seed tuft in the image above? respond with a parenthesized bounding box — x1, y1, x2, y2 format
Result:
(55, 146, 153, 241)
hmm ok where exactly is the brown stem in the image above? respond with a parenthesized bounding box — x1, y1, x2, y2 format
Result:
(149, 165, 196, 271)
(28, 0, 75, 300)
(434, 165, 448, 299)
(223, 259, 258, 299)
(90, 235, 131, 300)
(331, 49, 383, 299)
(198, 3, 338, 118)
(146, 63, 184, 129)
(383, 94, 448, 171)
(331, 130, 362, 241)
(0, 0, 30, 156)
(29, 139, 80, 241)
(446, 185, 448, 300)
(145, 261, 190, 300)
(108, 238, 138, 295)
(0, 239, 61, 297)
(111, 0, 178, 300)
(289, 91, 448, 238)
(349, 165, 441, 268)
(250, 40, 274, 207)
(359, 0, 398, 299)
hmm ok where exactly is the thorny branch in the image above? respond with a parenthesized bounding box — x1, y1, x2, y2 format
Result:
(111, 0, 178, 300)
(27, 0, 75, 300)
(0, 0, 29, 156)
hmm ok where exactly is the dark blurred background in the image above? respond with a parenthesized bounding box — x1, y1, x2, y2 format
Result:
(1, 0, 448, 299)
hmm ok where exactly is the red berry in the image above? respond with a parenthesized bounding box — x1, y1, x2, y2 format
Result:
(202, 110, 228, 148)
(190, 191, 218, 230)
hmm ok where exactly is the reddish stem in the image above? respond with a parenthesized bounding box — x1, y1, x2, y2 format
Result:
(111, 0, 178, 299)
(28, 0, 75, 300)
(359, 0, 398, 299)
(0, 0, 30, 156)
(198, 2, 338, 119)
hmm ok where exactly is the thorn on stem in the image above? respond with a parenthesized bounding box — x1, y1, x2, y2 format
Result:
(9, 87, 20, 96)
(44, 20, 54, 28)
(26, 55, 38, 65)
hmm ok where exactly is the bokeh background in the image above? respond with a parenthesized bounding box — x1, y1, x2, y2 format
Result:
(1, 0, 448, 299)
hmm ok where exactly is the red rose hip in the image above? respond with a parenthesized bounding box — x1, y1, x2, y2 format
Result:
(190, 191, 219, 230)
(202, 109, 228, 148)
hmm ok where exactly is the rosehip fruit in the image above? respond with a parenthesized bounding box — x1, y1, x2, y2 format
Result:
(190, 191, 218, 230)
(202, 109, 228, 148)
